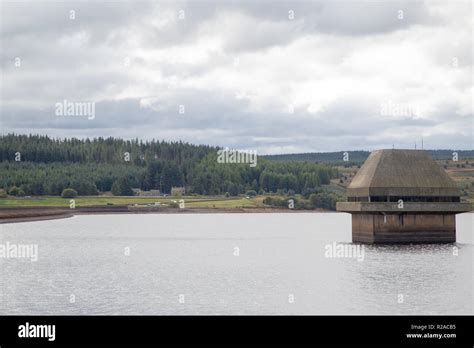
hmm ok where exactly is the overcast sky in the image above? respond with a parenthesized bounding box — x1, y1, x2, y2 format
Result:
(0, 0, 472, 154)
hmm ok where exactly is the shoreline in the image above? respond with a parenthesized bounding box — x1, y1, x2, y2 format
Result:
(0, 206, 333, 224)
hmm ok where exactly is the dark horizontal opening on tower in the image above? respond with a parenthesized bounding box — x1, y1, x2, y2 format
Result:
(347, 196, 461, 203)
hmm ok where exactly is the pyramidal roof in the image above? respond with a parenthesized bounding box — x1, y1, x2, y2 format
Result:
(347, 149, 460, 197)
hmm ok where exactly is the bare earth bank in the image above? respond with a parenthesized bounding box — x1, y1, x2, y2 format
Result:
(0, 206, 333, 224)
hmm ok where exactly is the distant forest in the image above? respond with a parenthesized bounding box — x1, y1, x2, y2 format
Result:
(0, 134, 338, 196)
(264, 150, 474, 163)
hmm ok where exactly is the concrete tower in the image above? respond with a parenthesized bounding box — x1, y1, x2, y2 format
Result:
(336, 149, 472, 243)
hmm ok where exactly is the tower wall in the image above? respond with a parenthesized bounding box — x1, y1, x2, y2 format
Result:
(352, 213, 455, 243)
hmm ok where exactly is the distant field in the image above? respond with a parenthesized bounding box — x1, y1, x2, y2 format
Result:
(185, 196, 265, 208)
(0, 195, 266, 209)
(442, 160, 474, 203)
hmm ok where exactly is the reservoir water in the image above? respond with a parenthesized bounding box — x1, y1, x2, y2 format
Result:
(0, 213, 472, 315)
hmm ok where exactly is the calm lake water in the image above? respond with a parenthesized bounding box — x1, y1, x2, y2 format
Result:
(0, 213, 472, 315)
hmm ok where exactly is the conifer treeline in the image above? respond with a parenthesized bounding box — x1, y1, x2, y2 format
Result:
(0, 134, 339, 196)
(0, 134, 214, 164)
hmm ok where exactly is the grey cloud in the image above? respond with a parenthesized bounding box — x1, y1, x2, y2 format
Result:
(0, 0, 471, 153)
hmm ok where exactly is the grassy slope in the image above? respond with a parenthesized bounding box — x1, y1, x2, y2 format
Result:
(333, 160, 474, 203)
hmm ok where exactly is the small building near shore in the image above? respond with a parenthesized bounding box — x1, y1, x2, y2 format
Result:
(336, 149, 472, 243)
(171, 186, 185, 196)
(132, 188, 161, 197)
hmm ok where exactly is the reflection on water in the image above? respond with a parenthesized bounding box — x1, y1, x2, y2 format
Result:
(0, 213, 472, 315)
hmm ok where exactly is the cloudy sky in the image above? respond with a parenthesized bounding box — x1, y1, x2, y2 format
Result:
(0, 0, 472, 154)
